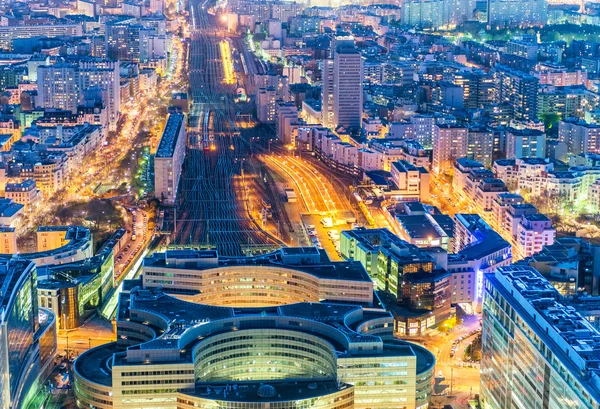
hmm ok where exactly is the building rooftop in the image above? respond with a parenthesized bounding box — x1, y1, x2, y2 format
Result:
(5, 178, 36, 191)
(74, 343, 121, 387)
(549, 171, 579, 179)
(0, 198, 23, 218)
(455, 214, 490, 233)
(523, 213, 551, 222)
(191, 380, 351, 402)
(455, 157, 484, 171)
(458, 229, 510, 261)
(156, 113, 184, 158)
(494, 158, 516, 167)
(143, 248, 372, 282)
(489, 266, 600, 404)
(519, 157, 550, 165)
(396, 215, 443, 240)
(392, 160, 428, 174)
(364, 170, 391, 186)
(431, 214, 454, 238)
(0, 258, 35, 311)
(0, 226, 92, 264)
(508, 128, 544, 136)
(119, 288, 409, 355)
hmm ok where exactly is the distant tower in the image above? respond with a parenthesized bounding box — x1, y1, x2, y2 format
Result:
(321, 59, 334, 129)
(332, 38, 363, 131)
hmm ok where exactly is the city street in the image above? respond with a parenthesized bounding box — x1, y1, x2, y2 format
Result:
(416, 313, 482, 408)
(261, 152, 361, 259)
(57, 316, 115, 360)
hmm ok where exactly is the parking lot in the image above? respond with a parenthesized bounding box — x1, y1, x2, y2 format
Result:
(301, 214, 359, 261)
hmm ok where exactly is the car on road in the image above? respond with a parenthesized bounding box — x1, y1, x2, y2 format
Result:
(320, 218, 333, 228)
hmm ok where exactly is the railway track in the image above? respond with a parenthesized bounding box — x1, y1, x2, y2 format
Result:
(172, 0, 282, 255)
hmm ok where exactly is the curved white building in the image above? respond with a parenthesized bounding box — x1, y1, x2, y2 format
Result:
(74, 260, 436, 409)
(142, 248, 374, 307)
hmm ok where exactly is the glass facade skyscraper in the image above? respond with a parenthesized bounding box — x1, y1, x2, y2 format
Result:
(0, 258, 56, 409)
(482, 266, 600, 409)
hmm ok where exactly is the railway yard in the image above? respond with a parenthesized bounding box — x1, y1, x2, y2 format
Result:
(169, 0, 364, 258)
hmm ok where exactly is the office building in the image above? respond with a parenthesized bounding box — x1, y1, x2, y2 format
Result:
(37, 64, 80, 114)
(143, 248, 374, 306)
(559, 118, 600, 156)
(4, 179, 39, 207)
(341, 224, 510, 332)
(495, 65, 539, 122)
(505, 128, 546, 159)
(390, 160, 431, 202)
(105, 21, 142, 61)
(432, 124, 468, 173)
(74, 249, 436, 409)
(0, 258, 57, 409)
(321, 59, 334, 128)
(340, 226, 453, 334)
(515, 237, 600, 296)
(256, 87, 277, 123)
(481, 266, 600, 409)
(393, 203, 455, 251)
(467, 126, 494, 167)
(154, 113, 186, 205)
(411, 113, 456, 149)
(447, 214, 512, 305)
(487, 0, 548, 27)
(38, 232, 117, 329)
(333, 39, 363, 131)
(516, 213, 556, 259)
(0, 23, 83, 51)
(453, 158, 485, 199)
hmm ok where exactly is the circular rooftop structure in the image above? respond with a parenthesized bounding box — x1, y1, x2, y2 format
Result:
(74, 285, 436, 409)
(257, 384, 277, 398)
